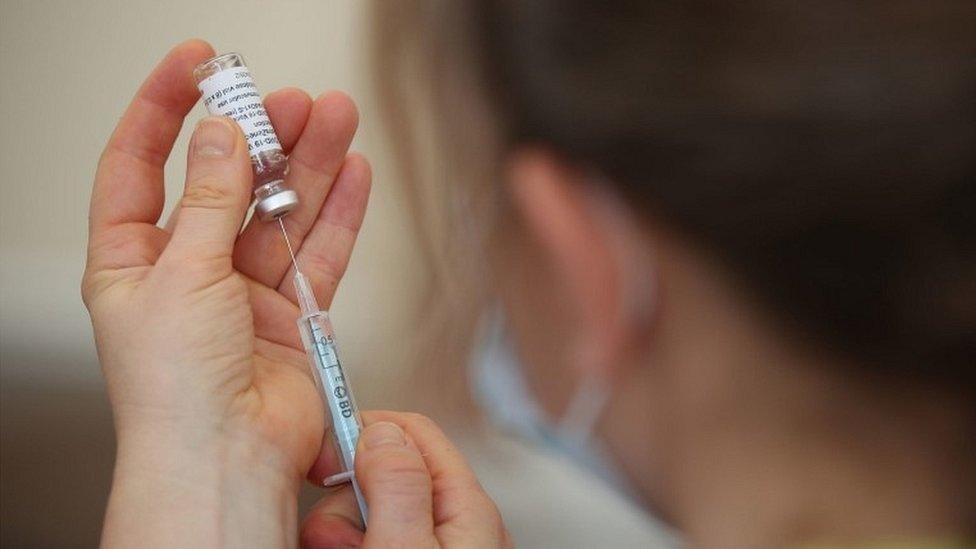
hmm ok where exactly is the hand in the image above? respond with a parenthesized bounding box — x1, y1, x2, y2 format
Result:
(301, 412, 511, 548)
(83, 40, 369, 547)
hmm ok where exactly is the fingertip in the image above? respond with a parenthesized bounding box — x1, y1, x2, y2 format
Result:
(266, 86, 313, 107)
(188, 116, 250, 206)
(355, 423, 434, 544)
(314, 90, 360, 134)
(140, 39, 216, 113)
(360, 421, 407, 449)
(264, 88, 313, 152)
(284, 90, 361, 179)
(92, 39, 220, 233)
(344, 153, 373, 188)
(159, 39, 216, 87)
(356, 421, 429, 492)
(172, 38, 216, 61)
(356, 423, 426, 483)
(188, 116, 247, 162)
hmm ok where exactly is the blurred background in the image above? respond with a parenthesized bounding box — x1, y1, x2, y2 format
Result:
(0, 1, 670, 546)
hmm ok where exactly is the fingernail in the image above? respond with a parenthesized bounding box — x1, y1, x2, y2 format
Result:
(362, 422, 406, 449)
(193, 117, 236, 158)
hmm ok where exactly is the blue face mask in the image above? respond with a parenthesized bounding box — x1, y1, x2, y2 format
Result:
(470, 310, 638, 499)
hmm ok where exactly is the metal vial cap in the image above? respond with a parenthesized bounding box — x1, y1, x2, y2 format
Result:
(255, 189, 299, 221)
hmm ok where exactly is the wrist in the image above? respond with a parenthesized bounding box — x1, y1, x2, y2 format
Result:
(102, 420, 300, 548)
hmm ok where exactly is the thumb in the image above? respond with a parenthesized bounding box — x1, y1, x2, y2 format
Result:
(356, 421, 437, 547)
(166, 116, 251, 261)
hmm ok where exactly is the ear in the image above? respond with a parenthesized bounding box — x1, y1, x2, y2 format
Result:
(506, 149, 656, 382)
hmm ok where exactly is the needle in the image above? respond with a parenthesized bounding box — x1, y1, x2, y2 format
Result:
(278, 216, 300, 273)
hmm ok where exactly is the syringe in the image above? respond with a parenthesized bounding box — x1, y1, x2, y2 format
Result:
(279, 219, 369, 525)
(197, 50, 368, 524)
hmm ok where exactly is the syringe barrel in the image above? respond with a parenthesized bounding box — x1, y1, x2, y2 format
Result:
(193, 52, 298, 220)
(297, 311, 363, 480)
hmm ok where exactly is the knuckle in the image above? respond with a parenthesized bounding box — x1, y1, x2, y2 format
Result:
(180, 177, 240, 210)
(79, 269, 123, 309)
(80, 269, 106, 307)
(79, 273, 95, 307)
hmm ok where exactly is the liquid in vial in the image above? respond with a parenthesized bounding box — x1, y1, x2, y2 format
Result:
(194, 52, 299, 220)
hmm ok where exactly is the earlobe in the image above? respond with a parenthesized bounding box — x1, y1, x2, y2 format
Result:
(506, 150, 657, 383)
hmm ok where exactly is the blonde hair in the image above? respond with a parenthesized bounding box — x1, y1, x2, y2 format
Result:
(370, 1, 507, 419)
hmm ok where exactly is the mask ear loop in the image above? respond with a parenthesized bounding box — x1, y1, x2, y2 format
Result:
(555, 374, 612, 445)
(556, 169, 657, 447)
(554, 373, 643, 502)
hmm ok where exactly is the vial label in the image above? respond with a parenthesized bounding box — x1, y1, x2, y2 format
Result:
(197, 67, 281, 156)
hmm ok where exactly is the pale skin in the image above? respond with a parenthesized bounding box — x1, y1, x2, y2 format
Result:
(86, 39, 973, 548)
(499, 154, 976, 546)
(83, 40, 507, 548)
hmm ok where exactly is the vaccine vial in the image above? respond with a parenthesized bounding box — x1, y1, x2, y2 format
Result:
(194, 52, 299, 220)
